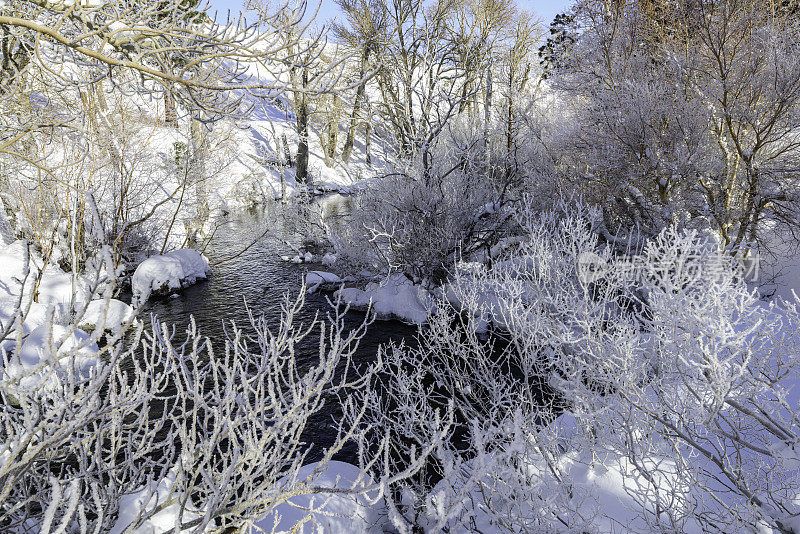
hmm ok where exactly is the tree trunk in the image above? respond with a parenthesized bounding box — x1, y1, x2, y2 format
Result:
(506, 69, 515, 157)
(296, 123, 309, 184)
(365, 120, 372, 166)
(294, 67, 310, 185)
(164, 85, 177, 127)
(277, 134, 287, 203)
(93, 79, 109, 113)
(80, 90, 96, 134)
(281, 133, 293, 167)
(342, 49, 371, 164)
(324, 93, 340, 166)
(484, 61, 492, 181)
(189, 119, 208, 246)
(1, 24, 30, 94)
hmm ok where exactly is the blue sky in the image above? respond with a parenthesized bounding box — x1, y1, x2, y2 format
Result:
(207, 0, 573, 28)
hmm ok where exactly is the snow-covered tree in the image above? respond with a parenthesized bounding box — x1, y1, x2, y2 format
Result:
(540, 0, 800, 253)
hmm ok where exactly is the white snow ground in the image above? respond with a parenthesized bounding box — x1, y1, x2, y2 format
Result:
(109, 464, 204, 534)
(0, 241, 104, 391)
(249, 461, 387, 534)
(5, 324, 99, 392)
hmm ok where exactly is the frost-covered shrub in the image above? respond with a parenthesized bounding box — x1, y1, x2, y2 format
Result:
(355, 200, 800, 533)
(334, 165, 513, 283)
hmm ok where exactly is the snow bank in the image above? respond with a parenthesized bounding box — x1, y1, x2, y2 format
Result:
(249, 461, 387, 534)
(335, 273, 433, 325)
(0, 240, 96, 356)
(516, 448, 699, 534)
(442, 263, 510, 334)
(131, 249, 210, 306)
(0, 297, 49, 338)
(0, 240, 90, 313)
(5, 324, 99, 391)
(110, 460, 385, 534)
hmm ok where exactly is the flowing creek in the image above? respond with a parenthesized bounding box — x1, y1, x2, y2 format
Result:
(139, 196, 417, 463)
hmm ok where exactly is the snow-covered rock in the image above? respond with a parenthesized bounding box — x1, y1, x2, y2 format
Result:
(0, 297, 49, 338)
(78, 299, 135, 334)
(335, 273, 433, 325)
(305, 271, 342, 293)
(131, 249, 210, 306)
(249, 461, 387, 534)
(282, 254, 309, 264)
(321, 252, 337, 266)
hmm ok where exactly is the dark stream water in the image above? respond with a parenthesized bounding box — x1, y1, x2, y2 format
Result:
(139, 197, 417, 463)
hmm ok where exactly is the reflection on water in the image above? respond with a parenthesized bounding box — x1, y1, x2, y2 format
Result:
(141, 197, 415, 462)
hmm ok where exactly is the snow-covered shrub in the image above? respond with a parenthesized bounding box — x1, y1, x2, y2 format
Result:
(334, 163, 513, 283)
(354, 199, 800, 533)
(0, 88, 276, 276)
